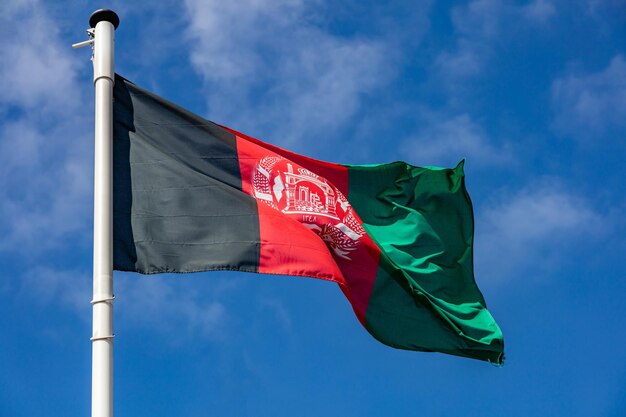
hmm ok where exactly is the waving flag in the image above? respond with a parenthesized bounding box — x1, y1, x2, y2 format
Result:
(113, 75, 504, 364)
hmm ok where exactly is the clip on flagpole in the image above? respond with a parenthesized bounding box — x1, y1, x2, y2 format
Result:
(71, 29, 95, 49)
(74, 9, 120, 417)
(90, 295, 116, 341)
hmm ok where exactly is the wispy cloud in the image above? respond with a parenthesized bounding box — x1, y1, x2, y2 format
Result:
(115, 274, 231, 342)
(435, 0, 555, 87)
(0, 119, 92, 252)
(475, 179, 605, 283)
(258, 298, 293, 333)
(18, 266, 242, 342)
(522, 0, 557, 23)
(183, 0, 396, 149)
(401, 113, 514, 168)
(551, 55, 626, 140)
(435, 40, 487, 80)
(0, 0, 79, 113)
(20, 267, 90, 314)
(581, 0, 626, 16)
(0, 0, 93, 253)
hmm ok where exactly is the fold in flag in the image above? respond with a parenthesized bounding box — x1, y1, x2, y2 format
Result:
(113, 75, 504, 364)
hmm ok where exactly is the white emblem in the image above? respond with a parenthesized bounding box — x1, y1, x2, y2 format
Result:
(252, 156, 365, 260)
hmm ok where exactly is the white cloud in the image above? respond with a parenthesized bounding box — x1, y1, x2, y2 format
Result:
(0, 116, 93, 252)
(434, 40, 485, 80)
(0, 0, 93, 253)
(581, 0, 626, 16)
(0, 0, 79, 112)
(522, 0, 556, 23)
(451, 0, 505, 39)
(183, 0, 394, 148)
(184, 0, 306, 83)
(258, 298, 292, 332)
(552, 55, 626, 140)
(20, 267, 90, 314)
(115, 275, 229, 341)
(402, 113, 513, 167)
(435, 0, 556, 85)
(19, 266, 237, 341)
(452, 0, 556, 36)
(475, 180, 605, 282)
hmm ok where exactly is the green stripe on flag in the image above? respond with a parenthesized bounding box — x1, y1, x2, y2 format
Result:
(347, 161, 504, 363)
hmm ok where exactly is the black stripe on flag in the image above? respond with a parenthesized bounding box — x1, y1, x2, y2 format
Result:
(113, 75, 260, 274)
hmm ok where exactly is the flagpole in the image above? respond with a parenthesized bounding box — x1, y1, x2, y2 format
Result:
(88, 9, 119, 417)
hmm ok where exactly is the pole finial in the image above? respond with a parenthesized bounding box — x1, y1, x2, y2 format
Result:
(89, 9, 120, 29)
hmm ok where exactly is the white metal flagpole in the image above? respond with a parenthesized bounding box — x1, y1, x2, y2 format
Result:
(75, 9, 120, 417)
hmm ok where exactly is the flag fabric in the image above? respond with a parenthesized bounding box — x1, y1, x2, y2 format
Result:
(112, 75, 504, 364)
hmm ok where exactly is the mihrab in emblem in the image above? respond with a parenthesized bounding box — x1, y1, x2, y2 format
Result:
(252, 156, 366, 260)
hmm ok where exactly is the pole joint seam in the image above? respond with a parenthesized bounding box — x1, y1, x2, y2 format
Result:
(91, 295, 115, 305)
(93, 75, 115, 85)
(91, 334, 115, 341)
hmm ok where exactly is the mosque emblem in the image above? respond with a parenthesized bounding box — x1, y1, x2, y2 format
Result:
(251, 156, 366, 260)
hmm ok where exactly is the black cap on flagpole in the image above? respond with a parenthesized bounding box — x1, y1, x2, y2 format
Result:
(89, 9, 120, 29)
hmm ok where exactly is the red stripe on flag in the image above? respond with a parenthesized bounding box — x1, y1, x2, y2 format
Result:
(234, 132, 380, 324)
(221, 124, 349, 194)
(256, 202, 345, 281)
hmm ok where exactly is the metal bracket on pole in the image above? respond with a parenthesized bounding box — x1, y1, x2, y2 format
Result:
(71, 29, 95, 49)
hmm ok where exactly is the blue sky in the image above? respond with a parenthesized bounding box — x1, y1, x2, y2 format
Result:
(1, 0, 625, 416)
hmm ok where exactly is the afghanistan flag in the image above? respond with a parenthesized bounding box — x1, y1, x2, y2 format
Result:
(113, 75, 504, 364)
